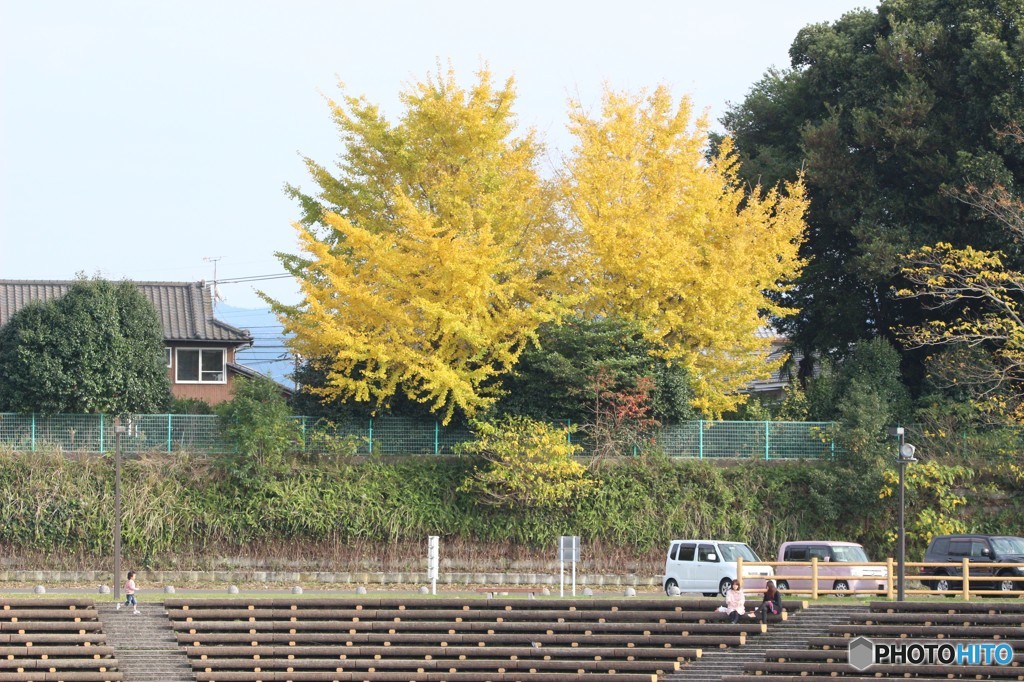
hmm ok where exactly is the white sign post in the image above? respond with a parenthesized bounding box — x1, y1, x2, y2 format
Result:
(427, 536, 439, 595)
(559, 536, 580, 597)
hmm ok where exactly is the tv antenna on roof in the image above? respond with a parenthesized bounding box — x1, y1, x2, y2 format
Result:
(203, 256, 223, 306)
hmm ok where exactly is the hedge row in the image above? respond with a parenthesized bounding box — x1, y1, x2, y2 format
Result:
(0, 448, 1019, 568)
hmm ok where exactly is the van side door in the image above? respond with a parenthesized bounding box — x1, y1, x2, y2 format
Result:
(694, 543, 721, 591)
(783, 545, 810, 591)
(666, 542, 697, 591)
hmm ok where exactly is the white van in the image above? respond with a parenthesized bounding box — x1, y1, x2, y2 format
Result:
(663, 539, 773, 597)
(776, 540, 887, 594)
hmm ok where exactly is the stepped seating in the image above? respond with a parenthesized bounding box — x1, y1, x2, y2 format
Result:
(722, 601, 1024, 682)
(0, 598, 122, 682)
(167, 597, 776, 681)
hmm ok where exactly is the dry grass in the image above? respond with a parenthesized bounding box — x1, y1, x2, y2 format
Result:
(2, 539, 664, 575)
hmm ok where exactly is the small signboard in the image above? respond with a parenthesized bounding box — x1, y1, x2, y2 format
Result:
(559, 535, 580, 562)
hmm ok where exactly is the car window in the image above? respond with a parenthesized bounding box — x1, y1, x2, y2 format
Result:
(678, 543, 696, 561)
(970, 540, 990, 557)
(784, 547, 808, 561)
(931, 538, 949, 555)
(697, 544, 719, 562)
(991, 537, 1024, 555)
(832, 545, 869, 562)
(808, 546, 831, 561)
(670, 543, 679, 561)
(949, 540, 971, 557)
(719, 543, 760, 562)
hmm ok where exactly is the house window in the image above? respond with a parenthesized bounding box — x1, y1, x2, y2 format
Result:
(175, 348, 225, 383)
(165, 348, 172, 368)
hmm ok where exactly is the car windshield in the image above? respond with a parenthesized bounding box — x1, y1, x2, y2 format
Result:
(991, 537, 1024, 554)
(831, 545, 869, 562)
(719, 543, 760, 562)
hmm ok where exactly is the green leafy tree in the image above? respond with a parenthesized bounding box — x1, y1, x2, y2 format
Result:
(456, 416, 597, 508)
(216, 377, 301, 480)
(0, 278, 170, 414)
(493, 316, 695, 424)
(723, 0, 1024, 374)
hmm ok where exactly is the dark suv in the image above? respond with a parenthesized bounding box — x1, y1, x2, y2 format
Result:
(922, 534, 1024, 595)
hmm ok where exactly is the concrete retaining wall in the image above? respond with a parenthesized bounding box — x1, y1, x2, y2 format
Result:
(0, 569, 662, 587)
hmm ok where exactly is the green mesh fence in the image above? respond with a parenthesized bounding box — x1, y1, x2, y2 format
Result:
(0, 413, 837, 459)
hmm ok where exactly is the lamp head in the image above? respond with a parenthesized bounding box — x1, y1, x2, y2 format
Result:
(898, 442, 917, 462)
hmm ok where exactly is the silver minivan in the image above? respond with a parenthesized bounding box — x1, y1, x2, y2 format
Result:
(663, 539, 773, 597)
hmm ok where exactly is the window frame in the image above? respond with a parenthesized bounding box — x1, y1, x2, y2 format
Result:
(174, 347, 227, 384)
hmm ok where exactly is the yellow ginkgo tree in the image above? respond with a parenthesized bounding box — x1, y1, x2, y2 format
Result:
(562, 86, 808, 415)
(267, 67, 562, 423)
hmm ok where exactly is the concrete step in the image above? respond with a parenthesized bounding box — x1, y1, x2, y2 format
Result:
(667, 605, 867, 681)
(96, 601, 195, 682)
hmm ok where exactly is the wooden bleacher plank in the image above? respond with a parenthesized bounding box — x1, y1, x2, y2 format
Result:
(870, 600, 1024, 614)
(808, 635, 1024, 651)
(193, 671, 658, 682)
(856, 611, 1024, 626)
(833, 623, 1024, 638)
(178, 629, 743, 649)
(744, 660, 1024, 677)
(185, 643, 701, 661)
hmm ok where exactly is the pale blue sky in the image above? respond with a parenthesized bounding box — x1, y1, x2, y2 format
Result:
(2, 0, 870, 309)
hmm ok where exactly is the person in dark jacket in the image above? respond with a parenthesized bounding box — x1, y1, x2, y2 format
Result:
(755, 579, 782, 624)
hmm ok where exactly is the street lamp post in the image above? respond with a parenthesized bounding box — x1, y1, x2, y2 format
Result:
(113, 417, 126, 602)
(890, 427, 917, 601)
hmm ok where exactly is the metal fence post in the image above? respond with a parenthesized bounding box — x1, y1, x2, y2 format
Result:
(368, 417, 373, 455)
(698, 420, 704, 459)
(764, 421, 770, 461)
(31, 413, 36, 452)
(434, 421, 439, 455)
(167, 414, 173, 453)
(99, 414, 105, 454)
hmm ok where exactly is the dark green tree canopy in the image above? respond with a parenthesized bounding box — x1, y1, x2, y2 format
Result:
(493, 316, 696, 424)
(0, 279, 170, 414)
(723, 0, 1024, 374)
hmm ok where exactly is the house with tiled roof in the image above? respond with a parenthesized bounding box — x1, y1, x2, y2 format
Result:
(741, 326, 802, 400)
(0, 279, 261, 404)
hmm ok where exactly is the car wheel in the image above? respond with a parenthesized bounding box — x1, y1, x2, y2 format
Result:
(719, 578, 733, 598)
(664, 578, 679, 597)
(934, 575, 956, 596)
(997, 573, 1017, 593)
(833, 580, 851, 596)
(776, 580, 789, 592)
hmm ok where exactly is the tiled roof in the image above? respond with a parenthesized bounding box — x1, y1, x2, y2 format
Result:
(0, 280, 252, 345)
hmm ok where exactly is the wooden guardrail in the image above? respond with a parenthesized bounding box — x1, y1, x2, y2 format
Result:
(735, 558, 1024, 600)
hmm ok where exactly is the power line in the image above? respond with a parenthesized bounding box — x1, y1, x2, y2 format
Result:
(216, 273, 293, 284)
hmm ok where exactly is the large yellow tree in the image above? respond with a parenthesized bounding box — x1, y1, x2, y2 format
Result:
(269, 67, 562, 422)
(563, 86, 808, 415)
